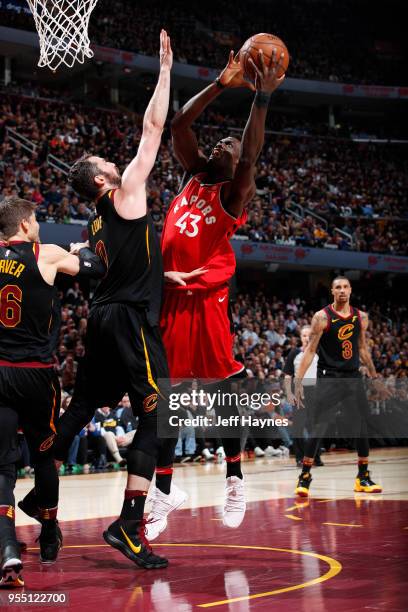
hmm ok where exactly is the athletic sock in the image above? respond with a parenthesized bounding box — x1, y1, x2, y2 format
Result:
(38, 506, 58, 525)
(226, 453, 243, 479)
(118, 489, 147, 533)
(357, 458, 369, 477)
(155, 466, 173, 495)
(301, 457, 314, 474)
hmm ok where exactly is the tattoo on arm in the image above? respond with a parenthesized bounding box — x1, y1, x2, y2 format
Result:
(359, 310, 369, 330)
(307, 311, 327, 352)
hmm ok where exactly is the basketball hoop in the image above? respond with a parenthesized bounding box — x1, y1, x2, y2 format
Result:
(26, 0, 99, 71)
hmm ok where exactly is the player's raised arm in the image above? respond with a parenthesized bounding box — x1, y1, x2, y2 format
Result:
(222, 50, 285, 218)
(171, 52, 254, 174)
(114, 30, 173, 219)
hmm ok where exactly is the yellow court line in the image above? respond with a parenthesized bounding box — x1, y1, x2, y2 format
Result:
(317, 497, 351, 504)
(24, 542, 342, 608)
(285, 502, 310, 512)
(323, 522, 363, 528)
(285, 514, 303, 521)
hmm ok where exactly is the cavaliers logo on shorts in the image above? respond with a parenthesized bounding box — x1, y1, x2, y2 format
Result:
(39, 433, 56, 452)
(143, 393, 158, 413)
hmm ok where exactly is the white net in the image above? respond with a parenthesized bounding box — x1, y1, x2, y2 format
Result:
(26, 0, 99, 71)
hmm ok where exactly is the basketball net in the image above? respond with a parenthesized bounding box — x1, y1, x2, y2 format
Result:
(26, 0, 99, 71)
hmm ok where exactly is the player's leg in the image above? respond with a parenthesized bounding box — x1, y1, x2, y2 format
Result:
(18, 370, 62, 564)
(295, 376, 337, 497)
(102, 306, 172, 567)
(0, 384, 23, 587)
(204, 374, 246, 526)
(304, 386, 323, 466)
(354, 379, 382, 493)
(103, 401, 169, 568)
(148, 294, 191, 539)
(195, 286, 247, 527)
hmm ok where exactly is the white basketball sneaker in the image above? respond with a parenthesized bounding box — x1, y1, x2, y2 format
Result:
(264, 445, 283, 457)
(222, 476, 246, 528)
(145, 483, 187, 541)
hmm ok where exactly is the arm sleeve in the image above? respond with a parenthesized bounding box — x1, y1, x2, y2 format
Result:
(77, 247, 106, 279)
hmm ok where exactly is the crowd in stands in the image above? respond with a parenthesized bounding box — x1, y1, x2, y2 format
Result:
(16, 276, 408, 474)
(2, 91, 407, 255)
(1, 0, 404, 85)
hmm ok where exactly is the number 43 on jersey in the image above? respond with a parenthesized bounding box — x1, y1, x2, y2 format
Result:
(175, 212, 201, 238)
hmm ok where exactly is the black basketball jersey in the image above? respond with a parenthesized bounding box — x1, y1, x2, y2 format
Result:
(88, 189, 164, 325)
(0, 241, 56, 364)
(317, 304, 361, 373)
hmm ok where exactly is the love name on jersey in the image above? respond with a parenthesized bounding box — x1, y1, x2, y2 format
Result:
(0, 259, 25, 278)
(173, 195, 216, 237)
(90, 215, 103, 236)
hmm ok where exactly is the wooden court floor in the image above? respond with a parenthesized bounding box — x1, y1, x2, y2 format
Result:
(5, 448, 408, 611)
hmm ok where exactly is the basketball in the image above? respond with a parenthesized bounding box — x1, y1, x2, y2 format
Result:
(240, 33, 289, 81)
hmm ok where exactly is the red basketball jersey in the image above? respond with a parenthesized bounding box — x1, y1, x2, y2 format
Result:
(161, 173, 247, 290)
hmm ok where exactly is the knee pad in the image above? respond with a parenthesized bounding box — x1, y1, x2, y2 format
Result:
(126, 448, 156, 480)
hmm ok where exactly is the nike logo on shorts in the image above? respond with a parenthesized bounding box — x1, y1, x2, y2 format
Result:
(218, 296, 226, 303)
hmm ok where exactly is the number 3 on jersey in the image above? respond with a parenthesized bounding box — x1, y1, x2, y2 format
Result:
(175, 212, 201, 238)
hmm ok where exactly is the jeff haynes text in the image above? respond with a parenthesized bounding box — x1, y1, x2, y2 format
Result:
(168, 415, 289, 428)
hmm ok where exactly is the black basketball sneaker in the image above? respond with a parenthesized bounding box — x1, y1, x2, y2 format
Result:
(0, 543, 24, 588)
(295, 472, 313, 498)
(103, 519, 168, 569)
(38, 521, 63, 564)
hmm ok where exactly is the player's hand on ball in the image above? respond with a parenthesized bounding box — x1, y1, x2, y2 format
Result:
(164, 267, 208, 286)
(249, 49, 286, 93)
(159, 29, 173, 70)
(218, 51, 256, 91)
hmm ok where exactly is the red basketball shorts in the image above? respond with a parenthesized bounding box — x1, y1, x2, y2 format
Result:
(160, 285, 245, 382)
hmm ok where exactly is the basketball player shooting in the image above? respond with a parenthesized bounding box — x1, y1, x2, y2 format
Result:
(145, 49, 286, 537)
(294, 277, 388, 498)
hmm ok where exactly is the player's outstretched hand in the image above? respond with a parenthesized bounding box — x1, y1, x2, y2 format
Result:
(164, 267, 208, 286)
(249, 49, 285, 93)
(159, 29, 173, 71)
(218, 50, 256, 91)
(70, 240, 89, 254)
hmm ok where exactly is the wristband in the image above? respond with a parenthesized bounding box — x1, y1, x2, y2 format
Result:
(254, 91, 271, 108)
(78, 247, 106, 279)
(215, 77, 226, 89)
